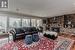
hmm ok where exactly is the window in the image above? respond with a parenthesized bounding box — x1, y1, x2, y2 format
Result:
(9, 17, 21, 28)
(0, 15, 43, 34)
(31, 19, 37, 27)
(31, 19, 42, 27)
(37, 19, 42, 27)
(0, 16, 7, 33)
(22, 19, 30, 27)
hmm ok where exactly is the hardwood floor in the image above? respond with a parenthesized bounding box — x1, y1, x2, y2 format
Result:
(59, 33, 75, 50)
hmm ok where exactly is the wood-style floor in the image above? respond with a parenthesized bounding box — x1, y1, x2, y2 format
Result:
(59, 33, 75, 50)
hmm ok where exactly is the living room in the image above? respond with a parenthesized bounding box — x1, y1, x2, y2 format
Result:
(0, 0, 75, 50)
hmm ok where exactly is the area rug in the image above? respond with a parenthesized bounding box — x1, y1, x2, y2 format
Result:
(0, 37, 54, 50)
(55, 40, 71, 50)
(54, 36, 74, 50)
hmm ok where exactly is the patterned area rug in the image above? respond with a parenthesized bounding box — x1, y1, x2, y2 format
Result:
(0, 36, 74, 50)
(0, 37, 54, 50)
(54, 36, 74, 50)
(56, 40, 71, 50)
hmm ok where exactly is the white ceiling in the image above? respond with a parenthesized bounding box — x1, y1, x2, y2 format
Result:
(0, 0, 75, 17)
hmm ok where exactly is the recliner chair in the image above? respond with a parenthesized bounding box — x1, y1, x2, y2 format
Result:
(25, 35, 33, 45)
(32, 34, 39, 42)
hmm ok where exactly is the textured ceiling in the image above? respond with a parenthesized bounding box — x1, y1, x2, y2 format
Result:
(0, 0, 75, 17)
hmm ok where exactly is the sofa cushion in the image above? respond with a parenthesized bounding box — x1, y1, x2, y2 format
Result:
(14, 28, 25, 34)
